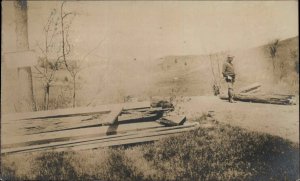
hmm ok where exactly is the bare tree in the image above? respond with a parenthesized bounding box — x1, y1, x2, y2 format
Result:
(209, 54, 221, 95)
(289, 48, 299, 73)
(34, 9, 63, 110)
(59, 1, 105, 107)
(269, 39, 280, 73)
(58, 1, 78, 107)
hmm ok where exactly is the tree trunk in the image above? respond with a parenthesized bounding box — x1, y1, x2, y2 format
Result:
(73, 77, 76, 108)
(45, 83, 50, 110)
(272, 57, 275, 74)
(14, 0, 36, 112)
(43, 85, 47, 110)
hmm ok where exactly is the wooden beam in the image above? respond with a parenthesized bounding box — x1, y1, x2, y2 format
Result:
(2, 122, 199, 154)
(65, 126, 198, 152)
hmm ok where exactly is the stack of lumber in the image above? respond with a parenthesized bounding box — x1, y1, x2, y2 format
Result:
(2, 122, 198, 155)
(219, 83, 296, 105)
(2, 101, 197, 155)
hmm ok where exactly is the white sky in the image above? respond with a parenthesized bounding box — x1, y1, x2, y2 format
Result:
(2, 1, 298, 62)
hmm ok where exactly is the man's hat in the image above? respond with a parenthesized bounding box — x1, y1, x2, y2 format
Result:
(227, 54, 235, 59)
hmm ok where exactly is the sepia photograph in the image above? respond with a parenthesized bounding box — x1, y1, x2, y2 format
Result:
(1, 0, 299, 180)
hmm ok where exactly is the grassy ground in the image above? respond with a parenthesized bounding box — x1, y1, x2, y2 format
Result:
(1, 116, 299, 181)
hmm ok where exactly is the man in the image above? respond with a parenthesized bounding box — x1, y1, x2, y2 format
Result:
(222, 55, 236, 103)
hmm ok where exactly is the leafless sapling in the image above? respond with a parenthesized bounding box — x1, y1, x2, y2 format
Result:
(34, 9, 63, 110)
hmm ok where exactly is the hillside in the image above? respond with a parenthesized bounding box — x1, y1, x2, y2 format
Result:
(148, 36, 299, 97)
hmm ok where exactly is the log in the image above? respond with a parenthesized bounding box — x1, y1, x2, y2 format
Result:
(238, 83, 261, 93)
(157, 115, 187, 126)
(220, 93, 296, 105)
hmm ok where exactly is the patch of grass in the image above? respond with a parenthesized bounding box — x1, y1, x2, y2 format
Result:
(33, 151, 77, 180)
(142, 119, 299, 180)
(1, 118, 299, 180)
(101, 148, 144, 181)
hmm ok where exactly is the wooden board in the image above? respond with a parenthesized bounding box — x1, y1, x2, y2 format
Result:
(2, 105, 143, 136)
(118, 113, 162, 124)
(238, 83, 261, 93)
(121, 107, 171, 114)
(157, 115, 186, 126)
(64, 126, 198, 152)
(118, 107, 167, 124)
(2, 122, 165, 147)
(2, 114, 106, 136)
(2, 101, 150, 122)
(2, 105, 110, 122)
(102, 105, 123, 125)
(248, 88, 261, 94)
(2, 122, 199, 154)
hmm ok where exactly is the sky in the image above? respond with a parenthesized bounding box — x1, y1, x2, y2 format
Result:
(2, 1, 298, 63)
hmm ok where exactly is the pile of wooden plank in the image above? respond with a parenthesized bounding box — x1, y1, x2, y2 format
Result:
(219, 83, 296, 105)
(2, 101, 198, 155)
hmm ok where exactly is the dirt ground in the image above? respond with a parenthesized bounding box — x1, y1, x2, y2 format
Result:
(177, 96, 299, 143)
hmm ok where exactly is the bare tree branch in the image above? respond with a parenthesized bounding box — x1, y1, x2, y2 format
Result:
(36, 42, 47, 57)
(81, 37, 106, 61)
(62, 12, 73, 19)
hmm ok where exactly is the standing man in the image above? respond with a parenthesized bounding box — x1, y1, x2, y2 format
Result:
(222, 55, 236, 103)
